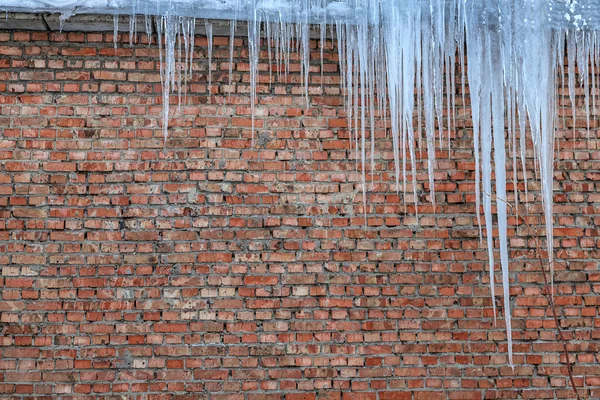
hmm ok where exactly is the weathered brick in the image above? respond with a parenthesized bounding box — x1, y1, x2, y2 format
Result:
(0, 27, 596, 400)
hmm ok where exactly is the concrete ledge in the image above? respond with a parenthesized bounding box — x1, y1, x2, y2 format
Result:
(0, 12, 330, 39)
(0, 12, 240, 34)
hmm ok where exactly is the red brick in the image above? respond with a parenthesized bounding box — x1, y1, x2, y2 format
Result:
(378, 393, 411, 400)
(244, 276, 278, 285)
(0, 29, 595, 400)
(287, 394, 316, 400)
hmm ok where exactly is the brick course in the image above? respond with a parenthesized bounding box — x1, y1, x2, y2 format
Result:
(0, 29, 598, 399)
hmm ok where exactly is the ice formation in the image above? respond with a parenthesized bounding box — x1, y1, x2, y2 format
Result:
(2, 0, 600, 366)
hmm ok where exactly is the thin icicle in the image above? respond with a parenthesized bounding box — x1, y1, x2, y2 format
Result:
(129, 12, 135, 46)
(113, 14, 119, 49)
(266, 19, 273, 89)
(144, 12, 153, 45)
(517, 94, 528, 208)
(422, 22, 437, 205)
(204, 19, 213, 97)
(248, 16, 260, 143)
(228, 20, 235, 101)
(189, 18, 196, 85)
(320, 22, 325, 90)
(176, 17, 183, 110)
(480, 57, 497, 327)
(182, 19, 190, 103)
(567, 30, 577, 135)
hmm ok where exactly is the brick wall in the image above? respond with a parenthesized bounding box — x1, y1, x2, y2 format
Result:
(0, 29, 598, 400)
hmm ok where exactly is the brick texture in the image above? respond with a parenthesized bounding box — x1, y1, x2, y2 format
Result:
(0, 29, 598, 399)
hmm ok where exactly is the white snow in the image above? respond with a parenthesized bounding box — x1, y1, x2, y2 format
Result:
(1, 0, 599, 368)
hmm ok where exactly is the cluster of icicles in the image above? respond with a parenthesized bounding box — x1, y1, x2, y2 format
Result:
(5, 0, 600, 366)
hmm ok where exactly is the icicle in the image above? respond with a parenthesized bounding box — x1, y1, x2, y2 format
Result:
(510, 88, 518, 212)
(144, 3, 152, 46)
(335, 20, 345, 95)
(517, 92, 529, 208)
(300, 6, 310, 110)
(382, 6, 400, 196)
(176, 17, 183, 110)
(319, 22, 325, 90)
(567, 30, 577, 135)
(182, 19, 190, 102)
(145, 13, 153, 46)
(422, 22, 437, 205)
(204, 19, 213, 97)
(344, 23, 353, 160)
(465, 0, 496, 327)
(577, 32, 591, 133)
(129, 13, 135, 46)
(266, 19, 273, 89)
(191, 18, 197, 65)
(467, 29, 483, 242)
(228, 20, 235, 101)
(188, 18, 196, 96)
(368, 20, 379, 190)
(156, 16, 169, 145)
(480, 50, 497, 327)
(592, 33, 597, 121)
(490, 32, 512, 368)
(248, 15, 260, 143)
(113, 14, 119, 49)
(352, 40, 359, 167)
(542, 39, 559, 298)
(357, 17, 368, 226)
(59, 14, 67, 32)
(130, 0, 137, 45)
